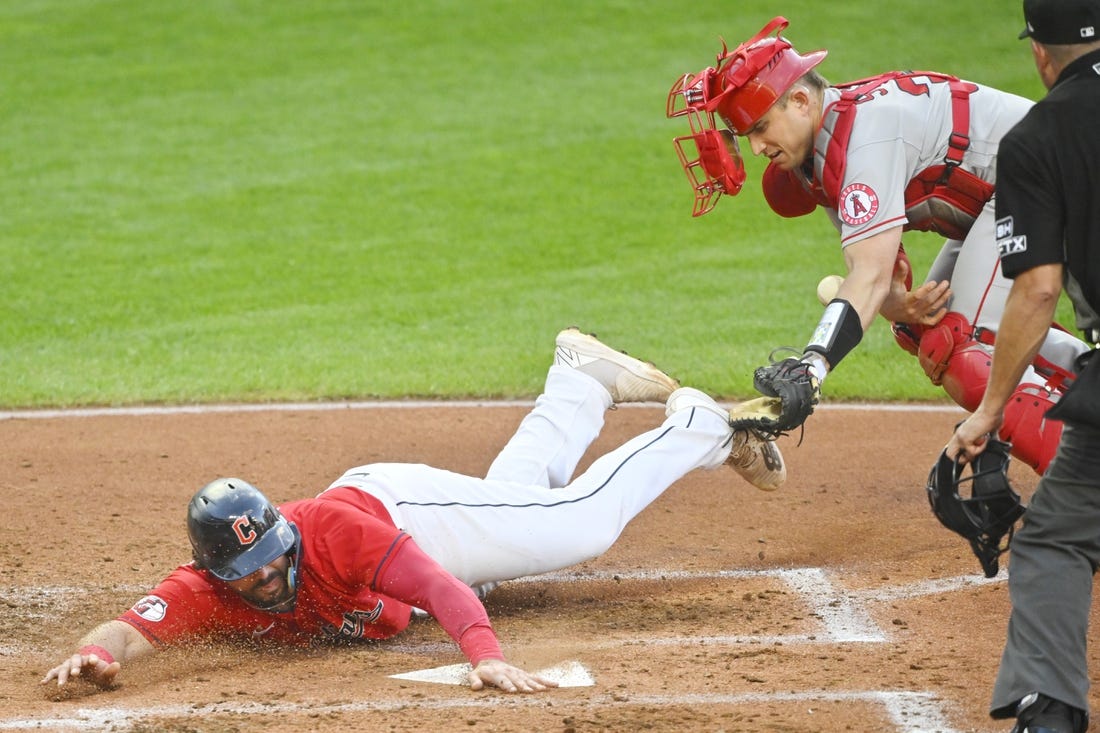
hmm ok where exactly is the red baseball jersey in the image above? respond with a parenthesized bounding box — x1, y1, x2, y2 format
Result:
(119, 487, 419, 647)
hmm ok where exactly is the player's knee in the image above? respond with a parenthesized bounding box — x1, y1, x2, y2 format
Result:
(917, 312, 974, 387)
(939, 342, 993, 412)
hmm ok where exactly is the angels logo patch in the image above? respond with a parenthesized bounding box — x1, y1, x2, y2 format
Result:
(839, 183, 879, 226)
(132, 595, 168, 622)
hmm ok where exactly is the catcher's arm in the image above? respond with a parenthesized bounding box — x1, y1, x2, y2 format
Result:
(735, 269, 869, 436)
(737, 234, 909, 434)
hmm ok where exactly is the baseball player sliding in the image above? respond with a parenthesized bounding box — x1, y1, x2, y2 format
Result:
(667, 16, 1089, 473)
(42, 328, 785, 695)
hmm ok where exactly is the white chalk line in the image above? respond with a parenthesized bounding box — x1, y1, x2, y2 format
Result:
(0, 400, 964, 421)
(0, 690, 961, 732)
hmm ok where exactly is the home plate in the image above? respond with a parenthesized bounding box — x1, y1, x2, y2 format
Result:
(389, 660, 595, 687)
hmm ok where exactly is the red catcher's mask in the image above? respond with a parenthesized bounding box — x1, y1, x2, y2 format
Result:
(667, 16, 827, 216)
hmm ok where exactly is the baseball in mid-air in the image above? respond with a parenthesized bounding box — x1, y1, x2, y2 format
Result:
(816, 274, 844, 305)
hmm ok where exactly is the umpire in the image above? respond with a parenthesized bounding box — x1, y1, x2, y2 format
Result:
(946, 0, 1100, 731)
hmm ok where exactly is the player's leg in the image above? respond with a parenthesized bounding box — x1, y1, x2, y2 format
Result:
(365, 389, 732, 587)
(915, 203, 1087, 472)
(989, 422, 1100, 730)
(483, 365, 610, 490)
(948, 200, 1007, 328)
(484, 328, 680, 488)
(923, 236, 963, 293)
(952, 201, 1087, 371)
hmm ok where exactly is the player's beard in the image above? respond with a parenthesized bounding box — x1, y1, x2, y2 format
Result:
(239, 565, 296, 613)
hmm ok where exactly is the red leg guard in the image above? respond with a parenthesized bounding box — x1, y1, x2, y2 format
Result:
(915, 313, 1065, 475)
(999, 383, 1063, 475)
(892, 322, 923, 358)
(938, 341, 994, 412)
(917, 312, 986, 392)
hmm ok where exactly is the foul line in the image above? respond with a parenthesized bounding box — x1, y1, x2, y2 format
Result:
(512, 567, 885, 642)
(0, 401, 964, 421)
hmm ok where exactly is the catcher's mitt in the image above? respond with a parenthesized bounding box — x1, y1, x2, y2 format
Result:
(729, 357, 820, 437)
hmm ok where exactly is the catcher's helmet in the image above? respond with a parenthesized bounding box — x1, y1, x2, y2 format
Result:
(666, 16, 826, 215)
(187, 478, 300, 590)
(668, 16, 827, 135)
(926, 439, 1026, 578)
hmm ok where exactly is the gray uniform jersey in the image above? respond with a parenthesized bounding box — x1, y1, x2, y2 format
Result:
(812, 75, 1085, 372)
(816, 76, 1032, 246)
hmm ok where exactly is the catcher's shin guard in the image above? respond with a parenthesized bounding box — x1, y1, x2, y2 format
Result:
(999, 382, 1063, 475)
(911, 311, 992, 411)
(917, 311, 1066, 474)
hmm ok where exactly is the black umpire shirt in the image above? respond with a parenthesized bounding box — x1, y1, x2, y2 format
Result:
(994, 47, 1100, 342)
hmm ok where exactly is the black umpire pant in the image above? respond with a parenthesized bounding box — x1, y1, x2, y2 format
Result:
(991, 419, 1100, 720)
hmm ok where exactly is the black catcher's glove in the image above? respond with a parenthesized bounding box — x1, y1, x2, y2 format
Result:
(730, 357, 820, 437)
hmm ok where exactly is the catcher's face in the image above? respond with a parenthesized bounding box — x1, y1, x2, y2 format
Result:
(742, 88, 816, 171)
(225, 554, 295, 612)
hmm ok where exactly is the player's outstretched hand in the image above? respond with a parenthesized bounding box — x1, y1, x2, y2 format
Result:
(41, 651, 121, 690)
(467, 658, 559, 693)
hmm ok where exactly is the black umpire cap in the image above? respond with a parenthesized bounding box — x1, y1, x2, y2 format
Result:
(1020, 0, 1100, 44)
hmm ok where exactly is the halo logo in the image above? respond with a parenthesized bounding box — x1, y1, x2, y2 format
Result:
(839, 183, 879, 226)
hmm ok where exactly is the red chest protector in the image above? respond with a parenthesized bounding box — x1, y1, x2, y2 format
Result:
(763, 71, 995, 241)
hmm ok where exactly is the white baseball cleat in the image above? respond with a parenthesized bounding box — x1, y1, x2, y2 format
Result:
(666, 387, 786, 491)
(555, 328, 680, 404)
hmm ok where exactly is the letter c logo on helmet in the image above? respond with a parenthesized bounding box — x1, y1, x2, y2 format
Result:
(232, 515, 257, 546)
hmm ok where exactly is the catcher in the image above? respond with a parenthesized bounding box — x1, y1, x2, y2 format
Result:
(42, 327, 785, 695)
(666, 17, 1088, 466)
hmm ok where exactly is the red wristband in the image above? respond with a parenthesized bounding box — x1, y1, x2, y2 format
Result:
(78, 644, 115, 664)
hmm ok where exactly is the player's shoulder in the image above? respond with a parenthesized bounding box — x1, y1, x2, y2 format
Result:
(125, 563, 224, 616)
(281, 487, 392, 540)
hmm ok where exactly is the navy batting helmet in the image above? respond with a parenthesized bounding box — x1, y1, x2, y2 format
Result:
(926, 439, 1026, 578)
(187, 478, 300, 583)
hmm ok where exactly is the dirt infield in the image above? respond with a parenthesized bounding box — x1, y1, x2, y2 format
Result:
(2, 402, 1094, 732)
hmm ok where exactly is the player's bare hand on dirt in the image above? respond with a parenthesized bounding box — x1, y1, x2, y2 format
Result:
(879, 257, 951, 325)
(467, 659, 558, 693)
(41, 652, 120, 690)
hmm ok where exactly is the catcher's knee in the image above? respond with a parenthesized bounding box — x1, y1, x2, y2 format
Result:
(938, 341, 993, 412)
(913, 312, 994, 411)
(917, 312, 976, 386)
(999, 382, 1063, 475)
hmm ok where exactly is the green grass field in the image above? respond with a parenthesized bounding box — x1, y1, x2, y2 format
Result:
(0, 1, 1065, 407)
